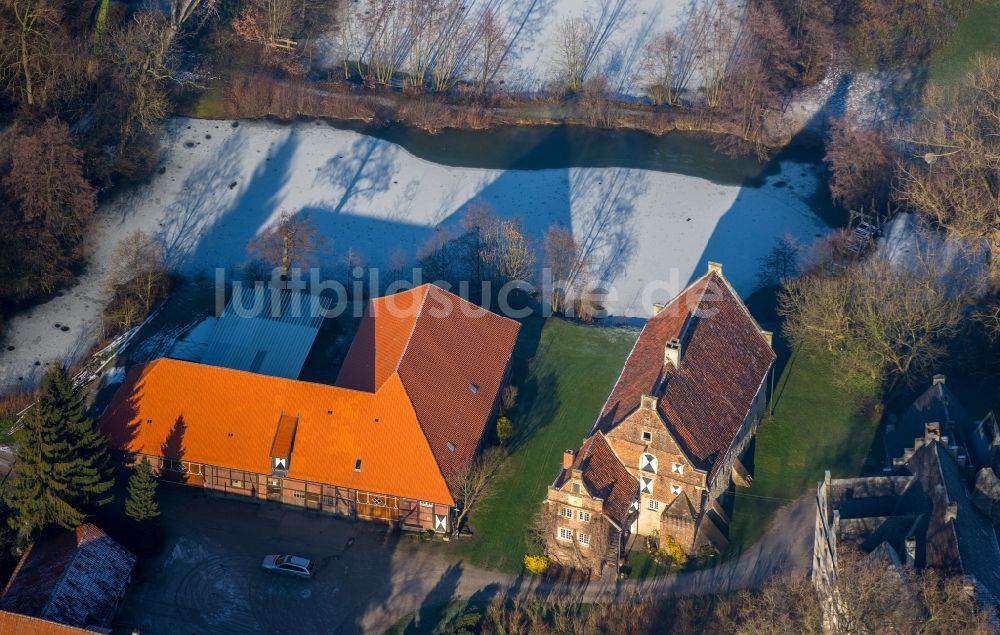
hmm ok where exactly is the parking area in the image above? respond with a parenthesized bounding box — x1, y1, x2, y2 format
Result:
(113, 485, 447, 635)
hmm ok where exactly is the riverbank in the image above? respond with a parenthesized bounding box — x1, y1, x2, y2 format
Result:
(181, 75, 823, 152)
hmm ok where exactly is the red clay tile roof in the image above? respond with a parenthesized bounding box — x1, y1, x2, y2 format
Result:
(595, 271, 774, 478)
(557, 433, 638, 526)
(101, 284, 520, 506)
(0, 612, 91, 634)
(0, 524, 136, 629)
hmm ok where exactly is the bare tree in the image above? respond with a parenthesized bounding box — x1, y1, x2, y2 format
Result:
(825, 117, 895, 212)
(757, 233, 800, 288)
(108, 12, 176, 146)
(482, 217, 536, 286)
(0, 119, 95, 300)
(896, 54, 1000, 276)
(417, 225, 458, 283)
(0, 0, 67, 108)
(429, 0, 474, 93)
(544, 225, 591, 314)
(448, 446, 505, 535)
(246, 209, 327, 280)
(699, 0, 743, 110)
(779, 250, 973, 388)
(104, 230, 172, 333)
(642, 31, 682, 106)
(555, 17, 591, 92)
(474, 7, 508, 96)
(403, 0, 443, 89)
(578, 73, 615, 127)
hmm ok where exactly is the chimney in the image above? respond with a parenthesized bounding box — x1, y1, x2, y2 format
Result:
(945, 501, 958, 523)
(905, 534, 917, 566)
(707, 261, 723, 275)
(664, 338, 681, 369)
(933, 374, 946, 385)
(640, 394, 657, 410)
(652, 302, 665, 316)
(563, 449, 574, 470)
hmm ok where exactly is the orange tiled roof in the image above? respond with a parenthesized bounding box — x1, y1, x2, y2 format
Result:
(101, 284, 520, 506)
(595, 270, 774, 477)
(0, 612, 91, 634)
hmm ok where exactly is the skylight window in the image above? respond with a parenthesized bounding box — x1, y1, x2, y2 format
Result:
(446, 442, 456, 452)
(468, 383, 479, 394)
(354, 459, 362, 471)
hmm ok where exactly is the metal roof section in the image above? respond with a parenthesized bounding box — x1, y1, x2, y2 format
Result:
(200, 286, 332, 379)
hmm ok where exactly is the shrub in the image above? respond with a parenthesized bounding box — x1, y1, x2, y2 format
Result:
(655, 534, 688, 567)
(501, 385, 518, 413)
(523, 554, 551, 575)
(496, 416, 513, 444)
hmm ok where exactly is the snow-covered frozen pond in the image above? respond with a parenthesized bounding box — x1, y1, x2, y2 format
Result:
(0, 117, 830, 391)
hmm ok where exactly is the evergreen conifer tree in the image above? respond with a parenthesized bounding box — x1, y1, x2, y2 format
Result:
(4, 366, 114, 544)
(125, 458, 159, 524)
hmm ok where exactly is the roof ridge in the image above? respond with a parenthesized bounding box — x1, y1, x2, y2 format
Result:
(677, 272, 714, 346)
(391, 285, 432, 376)
(589, 272, 712, 438)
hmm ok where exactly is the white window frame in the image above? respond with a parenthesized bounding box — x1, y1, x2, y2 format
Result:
(670, 484, 682, 495)
(561, 507, 574, 519)
(672, 462, 684, 474)
(558, 527, 573, 542)
(577, 532, 590, 546)
(648, 499, 660, 512)
(578, 510, 591, 522)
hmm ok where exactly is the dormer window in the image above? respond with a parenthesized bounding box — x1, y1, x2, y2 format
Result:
(641, 431, 652, 443)
(640, 453, 657, 474)
(672, 462, 684, 474)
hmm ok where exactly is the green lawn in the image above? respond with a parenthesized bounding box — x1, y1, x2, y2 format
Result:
(446, 317, 638, 573)
(928, 1, 1000, 86)
(724, 348, 881, 556)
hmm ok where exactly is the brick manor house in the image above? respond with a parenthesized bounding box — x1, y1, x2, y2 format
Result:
(101, 284, 519, 533)
(542, 263, 775, 576)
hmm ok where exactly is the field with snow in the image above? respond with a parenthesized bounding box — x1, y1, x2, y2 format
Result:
(320, 0, 718, 97)
(0, 117, 828, 391)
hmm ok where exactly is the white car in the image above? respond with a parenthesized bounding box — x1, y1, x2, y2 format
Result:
(261, 555, 314, 579)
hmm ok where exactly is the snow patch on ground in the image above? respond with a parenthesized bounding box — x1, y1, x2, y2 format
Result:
(0, 117, 829, 392)
(162, 537, 212, 570)
(319, 0, 717, 97)
(877, 212, 990, 295)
